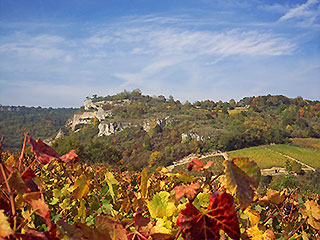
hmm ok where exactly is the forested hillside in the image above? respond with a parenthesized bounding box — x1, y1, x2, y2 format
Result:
(0, 105, 77, 151)
(51, 90, 320, 170)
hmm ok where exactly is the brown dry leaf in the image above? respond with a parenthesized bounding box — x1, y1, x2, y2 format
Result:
(0, 209, 13, 238)
(300, 200, 320, 230)
(258, 189, 285, 205)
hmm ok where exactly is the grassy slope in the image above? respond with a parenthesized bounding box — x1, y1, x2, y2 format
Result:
(229, 144, 320, 169)
(265, 144, 320, 168)
(228, 145, 289, 169)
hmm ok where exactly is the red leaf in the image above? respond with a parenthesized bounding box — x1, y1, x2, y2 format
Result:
(177, 191, 240, 240)
(22, 168, 36, 182)
(60, 149, 79, 163)
(187, 158, 204, 171)
(187, 159, 214, 172)
(23, 192, 52, 228)
(134, 208, 150, 229)
(28, 136, 60, 164)
(174, 183, 200, 201)
(27, 135, 78, 164)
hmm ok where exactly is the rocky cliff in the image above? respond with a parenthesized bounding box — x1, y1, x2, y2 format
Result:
(69, 98, 176, 137)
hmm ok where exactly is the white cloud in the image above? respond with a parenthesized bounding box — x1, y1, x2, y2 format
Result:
(279, 0, 320, 23)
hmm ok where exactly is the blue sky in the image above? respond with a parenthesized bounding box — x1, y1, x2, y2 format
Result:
(0, 0, 319, 107)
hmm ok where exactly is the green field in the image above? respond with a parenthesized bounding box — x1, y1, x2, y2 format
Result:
(228, 146, 289, 169)
(265, 144, 320, 168)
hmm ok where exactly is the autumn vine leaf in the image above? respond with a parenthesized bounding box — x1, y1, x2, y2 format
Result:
(0, 209, 13, 238)
(73, 174, 90, 199)
(23, 192, 52, 228)
(220, 157, 261, 208)
(174, 183, 200, 201)
(147, 191, 176, 218)
(258, 189, 285, 205)
(177, 191, 240, 240)
(27, 135, 79, 164)
(246, 225, 275, 240)
(244, 206, 260, 226)
(187, 158, 214, 171)
(300, 200, 320, 230)
(140, 168, 149, 199)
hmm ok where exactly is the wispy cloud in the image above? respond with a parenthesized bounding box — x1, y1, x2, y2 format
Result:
(279, 0, 320, 26)
(0, 11, 317, 107)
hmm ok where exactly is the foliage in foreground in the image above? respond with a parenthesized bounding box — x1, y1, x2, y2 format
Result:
(0, 135, 320, 239)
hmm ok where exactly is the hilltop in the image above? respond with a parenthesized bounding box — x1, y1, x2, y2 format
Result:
(49, 90, 320, 170)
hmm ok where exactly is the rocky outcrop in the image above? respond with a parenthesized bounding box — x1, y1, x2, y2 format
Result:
(181, 132, 204, 142)
(98, 122, 131, 136)
(71, 110, 112, 130)
(55, 129, 64, 139)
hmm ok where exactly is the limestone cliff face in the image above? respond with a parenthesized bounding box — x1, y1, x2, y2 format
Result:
(69, 98, 177, 137)
(98, 122, 133, 136)
(70, 109, 112, 130)
(181, 132, 204, 142)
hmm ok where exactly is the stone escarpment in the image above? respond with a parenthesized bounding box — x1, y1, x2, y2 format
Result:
(98, 122, 131, 136)
(68, 98, 177, 137)
(181, 132, 205, 142)
(70, 110, 112, 131)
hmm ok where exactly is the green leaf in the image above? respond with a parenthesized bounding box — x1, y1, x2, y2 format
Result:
(147, 191, 176, 218)
(50, 197, 59, 205)
(193, 192, 210, 209)
(105, 171, 118, 202)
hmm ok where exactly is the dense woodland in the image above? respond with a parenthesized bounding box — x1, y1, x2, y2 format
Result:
(0, 106, 77, 151)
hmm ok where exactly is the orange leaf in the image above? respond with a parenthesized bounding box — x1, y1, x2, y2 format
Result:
(174, 183, 200, 201)
(187, 158, 204, 171)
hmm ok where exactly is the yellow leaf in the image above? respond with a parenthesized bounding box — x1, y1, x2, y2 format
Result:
(247, 225, 263, 239)
(302, 230, 309, 240)
(153, 218, 172, 234)
(73, 175, 89, 199)
(247, 225, 275, 240)
(244, 207, 260, 226)
(258, 189, 285, 205)
(5, 155, 16, 167)
(147, 191, 176, 218)
(301, 200, 320, 230)
(140, 168, 149, 198)
(221, 158, 261, 208)
(0, 210, 13, 238)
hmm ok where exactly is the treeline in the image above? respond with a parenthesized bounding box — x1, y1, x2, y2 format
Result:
(0, 106, 78, 151)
